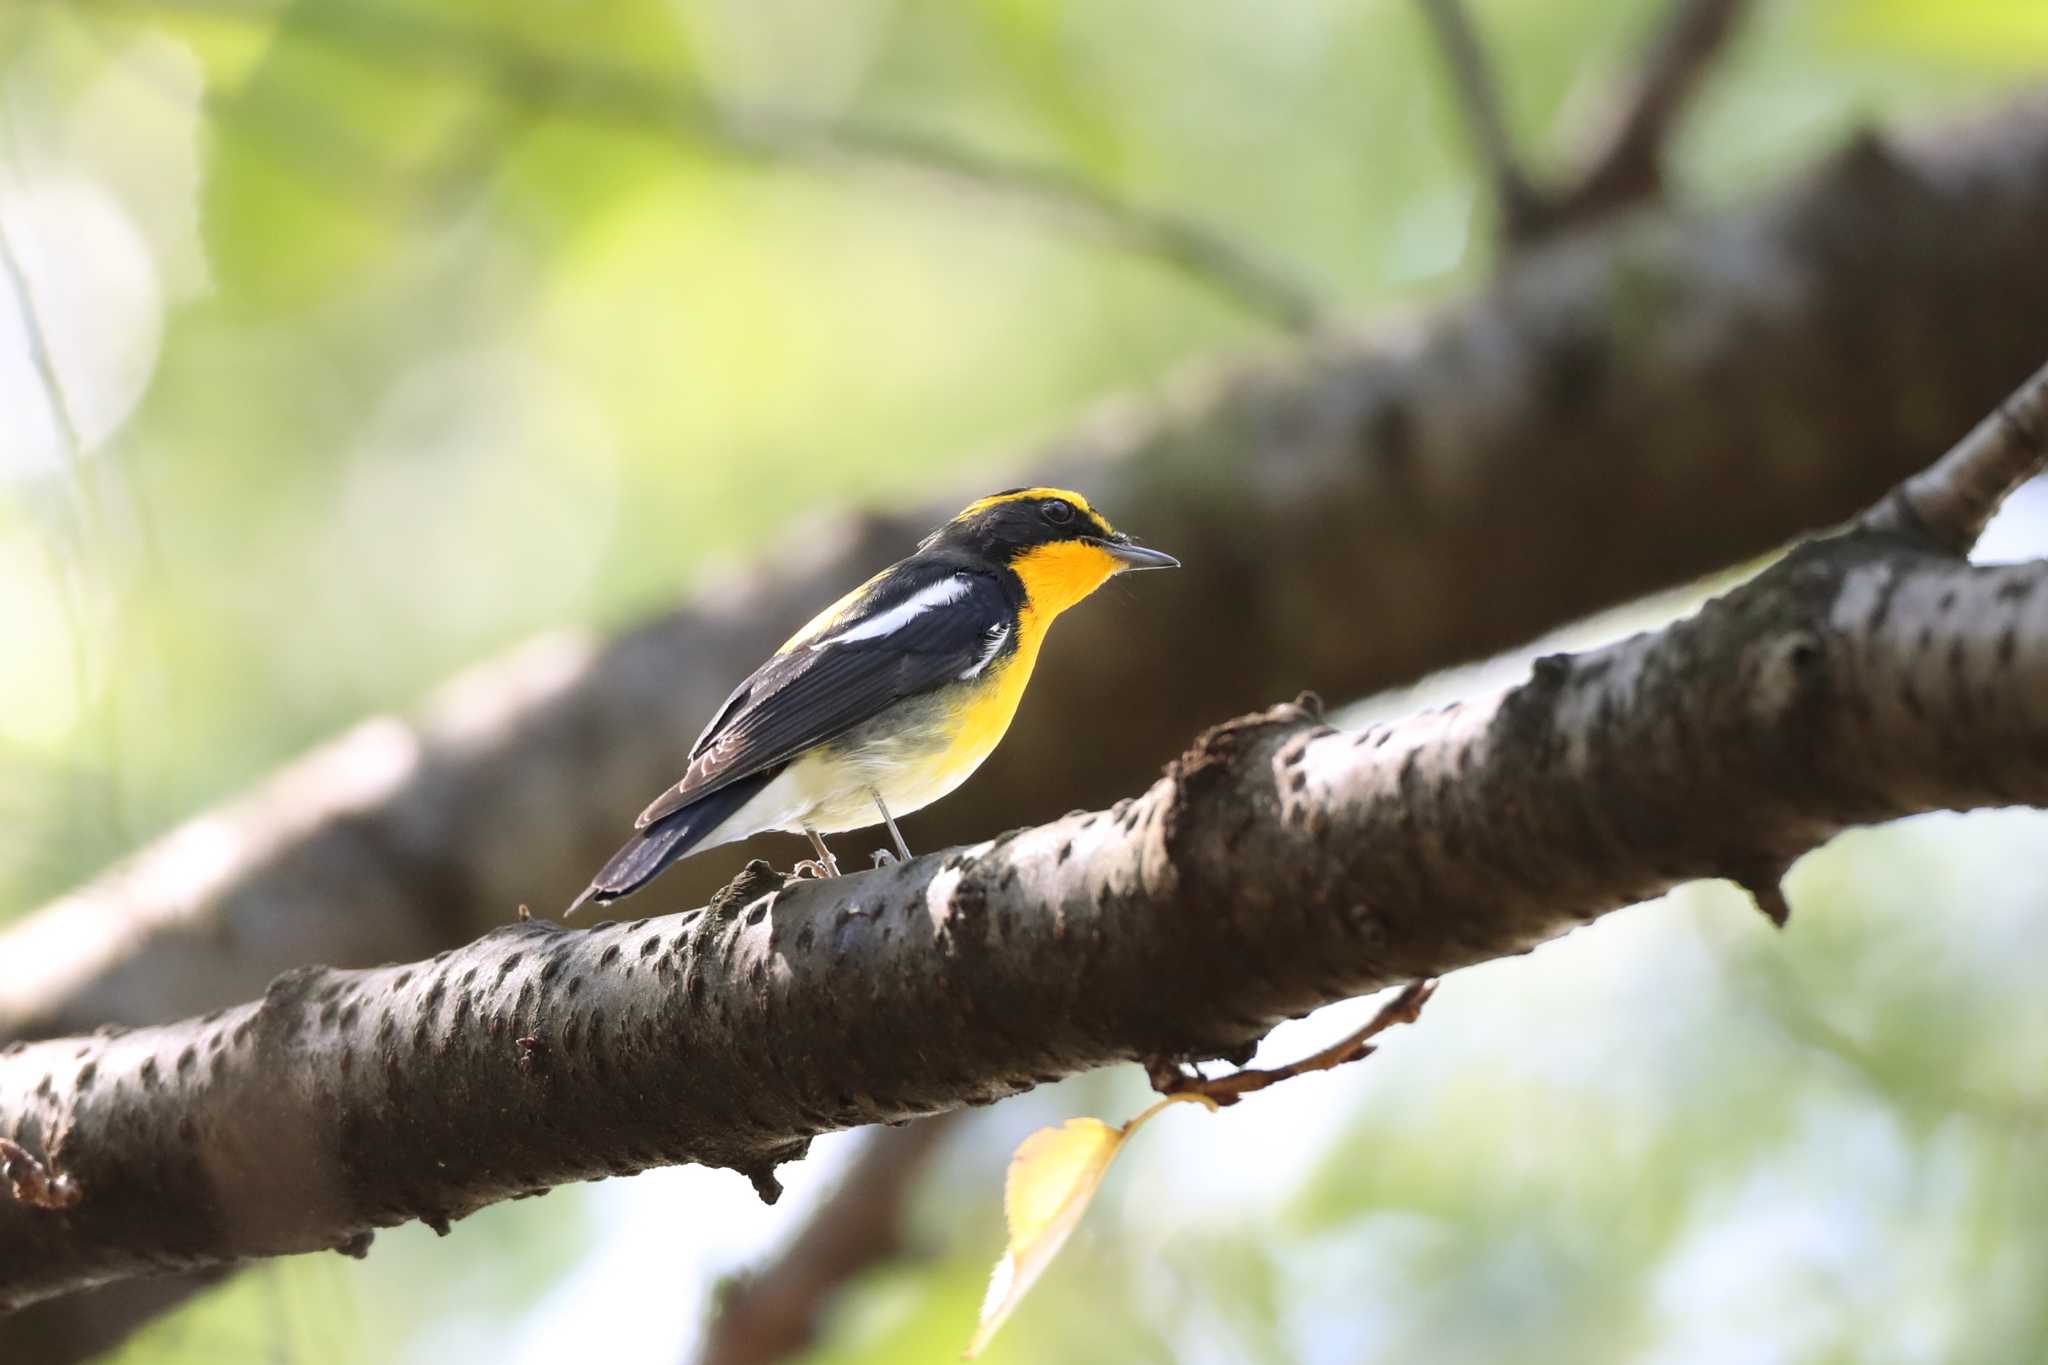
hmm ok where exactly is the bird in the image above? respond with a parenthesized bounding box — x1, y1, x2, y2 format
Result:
(566, 486, 1178, 915)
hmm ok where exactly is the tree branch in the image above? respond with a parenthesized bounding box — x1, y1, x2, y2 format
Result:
(1422, 0, 1753, 244)
(1148, 980, 1436, 1106)
(6, 374, 2048, 1304)
(1863, 357, 2048, 553)
(1540, 0, 1752, 236)
(1414, 0, 1546, 236)
(25, 65, 2045, 1365)
(11, 97, 2048, 1061)
(693, 1116, 958, 1365)
(4, 36, 2038, 1365)
(758, 118, 1323, 332)
(111, 0, 1320, 330)
(0, 178, 87, 460)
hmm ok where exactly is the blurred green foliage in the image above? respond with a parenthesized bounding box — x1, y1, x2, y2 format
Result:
(3, 0, 2046, 1360)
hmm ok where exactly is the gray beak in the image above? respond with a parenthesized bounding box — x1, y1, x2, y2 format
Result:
(1097, 538, 1180, 571)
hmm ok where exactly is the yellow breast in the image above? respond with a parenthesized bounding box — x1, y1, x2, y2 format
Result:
(796, 536, 1127, 830)
(933, 537, 1124, 775)
(939, 633, 1042, 775)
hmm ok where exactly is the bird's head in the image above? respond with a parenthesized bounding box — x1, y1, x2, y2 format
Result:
(926, 486, 1178, 616)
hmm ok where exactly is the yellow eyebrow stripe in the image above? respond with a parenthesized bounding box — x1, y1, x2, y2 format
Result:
(957, 486, 1098, 520)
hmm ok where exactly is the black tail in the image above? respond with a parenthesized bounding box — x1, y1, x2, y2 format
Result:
(566, 770, 774, 916)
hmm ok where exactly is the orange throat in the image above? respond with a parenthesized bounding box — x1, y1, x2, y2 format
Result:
(1010, 540, 1124, 620)
(933, 539, 1122, 777)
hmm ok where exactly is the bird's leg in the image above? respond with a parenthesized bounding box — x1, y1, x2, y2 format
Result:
(795, 826, 841, 879)
(869, 788, 913, 865)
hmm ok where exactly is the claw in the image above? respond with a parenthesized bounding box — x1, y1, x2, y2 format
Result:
(802, 826, 842, 878)
(870, 848, 898, 869)
(791, 859, 837, 880)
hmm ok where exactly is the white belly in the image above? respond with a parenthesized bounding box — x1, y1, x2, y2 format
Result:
(689, 711, 993, 849)
(686, 639, 1039, 855)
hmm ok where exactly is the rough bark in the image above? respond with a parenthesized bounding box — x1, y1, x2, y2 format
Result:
(5, 430, 2046, 1305)
(9, 96, 2048, 1058)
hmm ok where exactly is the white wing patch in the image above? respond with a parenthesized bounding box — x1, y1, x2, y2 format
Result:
(959, 623, 1011, 679)
(811, 574, 973, 649)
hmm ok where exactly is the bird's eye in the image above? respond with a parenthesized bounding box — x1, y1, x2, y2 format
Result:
(1040, 499, 1074, 526)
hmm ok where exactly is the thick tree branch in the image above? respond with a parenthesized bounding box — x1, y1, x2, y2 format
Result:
(9, 98, 2048, 1065)
(6, 386, 2048, 1304)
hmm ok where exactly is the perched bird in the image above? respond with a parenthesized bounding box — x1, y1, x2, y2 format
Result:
(567, 487, 1178, 914)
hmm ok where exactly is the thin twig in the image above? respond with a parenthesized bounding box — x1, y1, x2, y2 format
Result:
(1413, 0, 1545, 239)
(1861, 357, 2048, 555)
(0, 205, 84, 460)
(0, 108, 134, 837)
(1418, 0, 1752, 247)
(1147, 980, 1436, 1106)
(94, 0, 1322, 331)
(1541, 0, 1752, 236)
(750, 115, 1323, 332)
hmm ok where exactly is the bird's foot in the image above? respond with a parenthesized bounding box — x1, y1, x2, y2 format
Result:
(869, 848, 898, 869)
(791, 858, 838, 880)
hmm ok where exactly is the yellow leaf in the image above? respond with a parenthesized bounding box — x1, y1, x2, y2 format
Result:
(965, 1093, 1215, 1358)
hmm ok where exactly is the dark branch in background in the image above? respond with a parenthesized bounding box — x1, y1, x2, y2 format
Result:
(763, 119, 1323, 331)
(693, 1117, 957, 1365)
(1541, 0, 1751, 235)
(4, 361, 2047, 1308)
(1420, 0, 1752, 243)
(1414, 0, 1546, 234)
(107, 0, 1320, 330)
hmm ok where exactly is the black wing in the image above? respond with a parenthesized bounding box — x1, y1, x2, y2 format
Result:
(634, 569, 1014, 828)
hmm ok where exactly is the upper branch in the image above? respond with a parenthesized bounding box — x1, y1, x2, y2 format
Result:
(1415, 0, 1546, 235)
(1545, 0, 1752, 232)
(125, 0, 1319, 329)
(5, 464, 2048, 1305)
(1862, 357, 2048, 554)
(1420, 0, 1753, 244)
(759, 117, 1323, 331)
